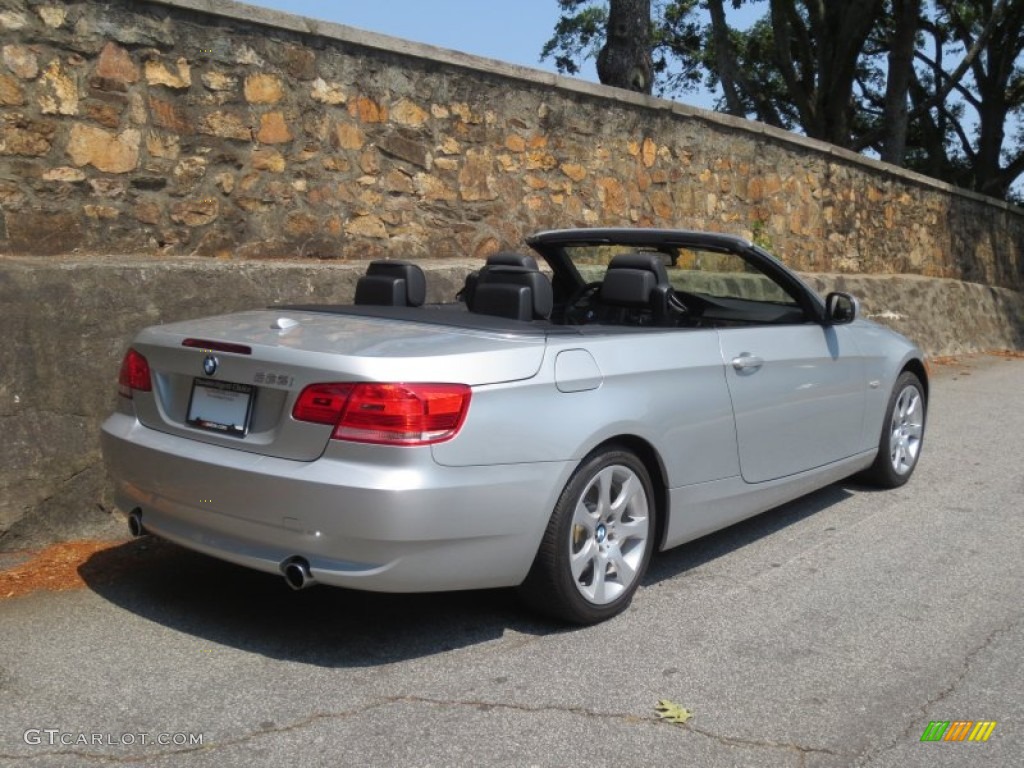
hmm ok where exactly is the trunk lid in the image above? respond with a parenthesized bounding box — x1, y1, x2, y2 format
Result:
(127, 309, 546, 460)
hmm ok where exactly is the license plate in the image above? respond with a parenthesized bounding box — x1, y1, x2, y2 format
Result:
(186, 379, 254, 437)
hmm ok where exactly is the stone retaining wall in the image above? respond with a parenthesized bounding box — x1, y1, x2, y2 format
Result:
(0, 0, 1022, 291)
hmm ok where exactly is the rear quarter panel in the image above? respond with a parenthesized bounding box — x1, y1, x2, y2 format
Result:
(432, 328, 740, 489)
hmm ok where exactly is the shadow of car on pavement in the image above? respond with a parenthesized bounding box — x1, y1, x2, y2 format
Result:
(78, 482, 854, 667)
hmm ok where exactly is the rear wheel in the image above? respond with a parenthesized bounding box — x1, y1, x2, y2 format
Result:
(519, 447, 656, 624)
(861, 371, 926, 487)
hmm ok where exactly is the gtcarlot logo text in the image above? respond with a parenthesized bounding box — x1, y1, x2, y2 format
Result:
(24, 729, 204, 747)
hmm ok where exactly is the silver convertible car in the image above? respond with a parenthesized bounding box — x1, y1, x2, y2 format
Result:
(101, 228, 927, 624)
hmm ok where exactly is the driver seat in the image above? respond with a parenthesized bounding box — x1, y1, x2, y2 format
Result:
(599, 253, 673, 324)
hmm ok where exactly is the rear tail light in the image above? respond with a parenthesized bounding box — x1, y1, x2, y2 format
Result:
(291, 383, 355, 425)
(117, 348, 152, 398)
(292, 382, 471, 446)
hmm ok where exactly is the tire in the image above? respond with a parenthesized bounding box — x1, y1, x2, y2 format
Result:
(860, 371, 926, 488)
(519, 446, 656, 624)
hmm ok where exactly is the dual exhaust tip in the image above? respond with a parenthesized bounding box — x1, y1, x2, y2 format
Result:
(127, 510, 315, 591)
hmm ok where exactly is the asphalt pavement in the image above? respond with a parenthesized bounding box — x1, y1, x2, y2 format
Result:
(1, 355, 1021, 768)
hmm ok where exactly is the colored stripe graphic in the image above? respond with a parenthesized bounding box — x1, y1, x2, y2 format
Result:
(920, 721, 949, 741)
(920, 720, 997, 742)
(944, 721, 973, 741)
(968, 722, 997, 742)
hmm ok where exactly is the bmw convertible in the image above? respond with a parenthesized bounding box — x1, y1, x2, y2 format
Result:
(101, 228, 927, 623)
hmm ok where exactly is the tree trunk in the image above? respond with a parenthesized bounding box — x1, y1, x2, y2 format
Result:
(880, 0, 922, 164)
(770, 0, 883, 147)
(706, 0, 785, 126)
(815, 0, 885, 147)
(597, 0, 654, 94)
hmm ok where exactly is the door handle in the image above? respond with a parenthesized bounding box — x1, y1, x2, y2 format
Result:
(731, 353, 764, 372)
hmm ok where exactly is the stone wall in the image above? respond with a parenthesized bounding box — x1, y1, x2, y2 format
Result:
(1, 0, 1022, 290)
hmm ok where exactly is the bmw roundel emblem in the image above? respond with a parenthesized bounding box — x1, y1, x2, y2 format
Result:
(202, 355, 219, 377)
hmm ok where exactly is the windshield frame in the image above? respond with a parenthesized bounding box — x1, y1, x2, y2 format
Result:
(526, 228, 827, 323)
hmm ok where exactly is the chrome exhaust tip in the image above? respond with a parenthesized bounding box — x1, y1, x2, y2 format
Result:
(127, 510, 146, 538)
(281, 557, 314, 590)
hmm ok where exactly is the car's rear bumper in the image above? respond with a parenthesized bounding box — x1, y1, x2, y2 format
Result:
(100, 413, 571, 592)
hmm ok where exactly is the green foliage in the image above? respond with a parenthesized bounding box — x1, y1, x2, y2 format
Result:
(540, 2, 608, 76)
(649, 0, 705, 95)
(750, 219, 774, 250)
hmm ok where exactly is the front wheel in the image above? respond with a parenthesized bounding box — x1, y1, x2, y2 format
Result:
(519, 447, 656, 624)
(860, 371, 926, 488)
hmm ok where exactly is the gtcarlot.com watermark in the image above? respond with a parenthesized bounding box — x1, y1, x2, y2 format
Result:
(24, 729, 204, 747)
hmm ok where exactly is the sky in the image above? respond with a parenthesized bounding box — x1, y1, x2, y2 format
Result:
(243, 0, 717, 109)
(245, 1, 580, 73)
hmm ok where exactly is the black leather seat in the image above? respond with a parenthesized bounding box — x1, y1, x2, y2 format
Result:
(461, 252, 540, 307)
(354, 260, 426, 307)
(599, 252, 673, 324)
(470, 266, 553, 321)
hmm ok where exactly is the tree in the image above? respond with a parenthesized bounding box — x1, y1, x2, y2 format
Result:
(769, 0, 885, 147)
(924, 0, 1024, 198)
(541, 0, 704, 96)
(546, 1, 894, 145)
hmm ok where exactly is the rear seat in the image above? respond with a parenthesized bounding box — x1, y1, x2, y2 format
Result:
(354, 260, 426, 307)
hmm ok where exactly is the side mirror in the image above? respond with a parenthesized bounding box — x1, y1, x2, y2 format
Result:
(825, 291, 859, 325)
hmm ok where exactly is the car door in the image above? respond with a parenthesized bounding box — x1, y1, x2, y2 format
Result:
(718, 323, 866, 483)
(667, 246, 866, 484)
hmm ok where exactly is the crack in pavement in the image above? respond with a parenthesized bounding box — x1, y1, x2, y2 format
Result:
(0, 693, 852, 766)
(685, 722, 846, 764)
(396, 694, 849, 762)
(851, 613, 1022, 766)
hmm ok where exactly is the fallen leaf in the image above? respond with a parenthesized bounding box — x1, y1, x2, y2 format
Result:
(655, 699, 693, 724)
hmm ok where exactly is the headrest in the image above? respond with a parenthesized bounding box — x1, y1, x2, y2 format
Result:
(600, 268, 657, 306)
(473, 266, 553, 320)
(459, 252, 540, 306)
(355, 260, 426, 307)
(486, 251, 539, 271)
(607, 252, 669, 285)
